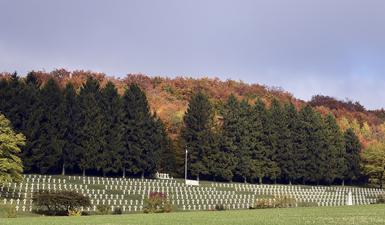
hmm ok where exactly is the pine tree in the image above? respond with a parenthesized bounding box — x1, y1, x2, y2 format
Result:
(0, 113, 25, 184)
(216, 94, 239, 181)
(122, 84, 159, 178)
(344, 128, 362, 184)
(297, 105, 326, 184)
(77, 77, 105, 176)
(279, 102, 298, 184)
(19, 73, 44, 173)
(323, 114, 345, 184)
(250, 99, 273, 184)
(100, 81, 124, 176)
(61, 83, 80, 175)
(155, 117, 177, 175)
(32, 78, 66, 174)
(180, 91, 214, 180)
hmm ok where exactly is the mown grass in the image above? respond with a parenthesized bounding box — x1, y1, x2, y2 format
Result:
(1, 204, 384, 225)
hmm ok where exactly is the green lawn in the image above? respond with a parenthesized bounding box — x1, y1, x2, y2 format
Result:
(1, 205, 385, 225)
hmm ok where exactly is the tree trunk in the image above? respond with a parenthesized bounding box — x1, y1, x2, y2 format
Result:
(259, 177, 262, 184)
(122, 168, 126, 178)
(243, 176, 247, 183)
(342, 179, 345, 186)
(103, 170, 106, 177)
(82, 168, 86, 177)
(141, 172, 144, 179)
(197, 174, 200, 181)
(289, 179, 292, 185)
(62, 164, 65, 176)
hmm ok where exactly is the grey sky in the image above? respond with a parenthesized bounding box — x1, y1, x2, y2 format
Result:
(1, 0, 385, 109)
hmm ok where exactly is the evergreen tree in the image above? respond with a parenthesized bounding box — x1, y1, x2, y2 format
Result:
(180, 91, 214, 180)
(122, 84, 159, 178)
(100, 81, 124, 176)
(77, 77, 105, 176)
(0, 113, 25, 184)
(251, 100, 274, 184)
(155, 117, 177, 175)
(61, 83, 80, 175)
(323, 114, 345, 184)
(32, 78, 66, 173)
(344, 128, 362, 183)
(279, 102, 298, 184)
(297, 105, 327, 184)
(216, 95, 239, 181)
(18, 73, 43, 173)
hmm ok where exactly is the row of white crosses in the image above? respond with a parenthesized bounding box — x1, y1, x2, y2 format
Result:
(2, 174, 385, 213)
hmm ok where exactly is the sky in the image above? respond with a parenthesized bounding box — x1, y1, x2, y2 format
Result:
(1, 0, 385, 109)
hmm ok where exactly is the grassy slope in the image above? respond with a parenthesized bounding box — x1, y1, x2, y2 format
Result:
(1, 205, 385, 225)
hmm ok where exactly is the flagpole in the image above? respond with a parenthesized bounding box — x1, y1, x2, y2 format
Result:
(185, 149, 188, 181)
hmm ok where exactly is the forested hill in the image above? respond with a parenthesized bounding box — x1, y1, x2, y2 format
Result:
(1, 69, 382, 146)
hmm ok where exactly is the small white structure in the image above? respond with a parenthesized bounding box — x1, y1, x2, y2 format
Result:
(185, 179, 199, 186)
(346, 190, 353, 206)
(155, 172, 173, 180)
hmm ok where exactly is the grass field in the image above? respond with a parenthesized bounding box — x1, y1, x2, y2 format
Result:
(1, 205, 385, 225)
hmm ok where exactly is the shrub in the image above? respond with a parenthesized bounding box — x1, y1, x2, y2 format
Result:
(32, 190, 91, 216)
(274, 196, 297, 208)
(113, 207, 123, 215)
(68, 209, 81, 216)
(252, 196, 296, 209)
(377, 194, 385, 204)
(96, 204, 110, 215)
(253, 199, 272, 209)
(143, 192, 173, 213)
(214, 204, 226, 211)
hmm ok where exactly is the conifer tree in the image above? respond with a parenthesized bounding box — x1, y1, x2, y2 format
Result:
(180, 91, 214, 180)
(279, 102, 297, 184)
(32, 78, 65, 174)
(344, 128, 362, 184)
(155, 117, 177, 175)
(323, 114, 345, 184)
(217, 94, 240, 181)
(251, 99, 274, 184)
(100, 81, 124, 176)
(77, 77, 105, 176)
(19, 73, 44, 173)
(122, 84, 159, 178)
(61, 83, 80, 175)
(298, 105, 328, 184)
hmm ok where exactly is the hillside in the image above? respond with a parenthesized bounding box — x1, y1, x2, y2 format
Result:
(1, 69, 382, 145)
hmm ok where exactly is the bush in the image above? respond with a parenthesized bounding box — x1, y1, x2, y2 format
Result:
(33, 190, 91, 216)
(252, 196, 296, 209)
(253, 199, 272, 209)
(68, 209, 81, 216)
(96, 204, 110, 215)
(274, 196, 297, 208)
(113, 207, 122, 215)
(143, 192, 173, 213)
(214, 204, 226, 211)
(377, 194, 385, 204)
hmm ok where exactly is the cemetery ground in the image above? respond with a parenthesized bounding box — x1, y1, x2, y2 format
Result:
(1, 204, 385, 225)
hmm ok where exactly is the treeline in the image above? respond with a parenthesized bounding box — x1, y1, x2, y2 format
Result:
(0, 73, 363, 185)
(0, 73, 175, 177)
(181, 92, 363, 185)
